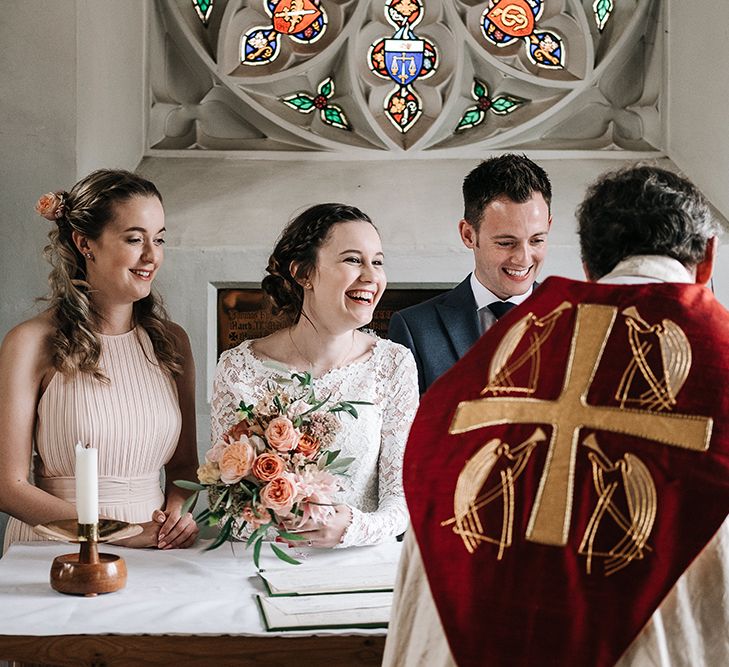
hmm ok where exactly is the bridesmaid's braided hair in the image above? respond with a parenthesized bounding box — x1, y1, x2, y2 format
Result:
(40, 169, 182, 381)
(262, 203, 374, 323)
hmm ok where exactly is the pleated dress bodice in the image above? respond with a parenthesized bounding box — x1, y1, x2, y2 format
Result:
(3, 327, 182, 551)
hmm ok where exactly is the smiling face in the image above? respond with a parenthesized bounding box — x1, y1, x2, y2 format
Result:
(459, 192, 551, 301)
(304, 220, 386, 332)
(82, 196, 166, 307)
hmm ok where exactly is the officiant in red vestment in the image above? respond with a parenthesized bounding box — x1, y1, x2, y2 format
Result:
(383, 165, 729, 667)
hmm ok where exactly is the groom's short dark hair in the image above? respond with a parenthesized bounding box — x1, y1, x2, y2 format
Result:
(462, 154, 552, 231)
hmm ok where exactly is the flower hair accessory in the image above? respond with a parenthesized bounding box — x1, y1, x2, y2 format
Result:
(35, 192, 66, 221)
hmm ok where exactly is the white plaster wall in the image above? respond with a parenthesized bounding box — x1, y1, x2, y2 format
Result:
(76, 0, 147, 176)
(666, 0, 729, 219)
(0, 0, 146, 548)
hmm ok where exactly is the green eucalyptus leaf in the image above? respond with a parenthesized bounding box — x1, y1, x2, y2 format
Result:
(326, 456, 355, 472)
(205, 516, 233, 551)
(271, 543, 301, 565)
(174, 480, 205, 491)
(301, 393, 332, 415)
(253, 536, 263, 568)
(211, 488, 229, 512)
(246, 523, 269, 547)
(278, 531, 306, 541)
(180, 490, 199, 516)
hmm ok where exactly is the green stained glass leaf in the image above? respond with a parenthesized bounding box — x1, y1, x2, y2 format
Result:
(491, 95, 526, 115)
(472, 79, 488, 100)
(318, 77, 334, 99)
(322, 105, 351, 130)
(455, 107, 484, 132)
(593, 0, 613, 31)
(283, 94, 316, 113)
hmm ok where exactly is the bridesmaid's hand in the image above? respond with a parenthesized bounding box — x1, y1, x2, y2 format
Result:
(112, 520, 162, 549)
(154, 508, 199, 549)
(281, 505, 352, 549)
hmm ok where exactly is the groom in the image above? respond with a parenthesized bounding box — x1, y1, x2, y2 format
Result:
(388, 153, 552, 393)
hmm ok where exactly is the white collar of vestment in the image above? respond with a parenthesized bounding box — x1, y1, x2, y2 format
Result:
(598, 255, 695, 285)
(470, 272, 534, 309)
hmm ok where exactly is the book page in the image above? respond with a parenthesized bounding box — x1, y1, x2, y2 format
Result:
(260, 560, 398, 596)
(257, 592, 393, 631)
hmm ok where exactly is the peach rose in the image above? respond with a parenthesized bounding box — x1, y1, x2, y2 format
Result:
(35, 192, 64, 221)
(252, 452, 286, 481)
(197, 461, 221, 484)
(205, 439, 228, 463)
(260, 476, 296, 514)
(296, 434, 320, 458)
(265, 417, 300, 452)
(219, 440, 255, 484)
(241, 504, 270, 530)
(225, 419, 251, 443)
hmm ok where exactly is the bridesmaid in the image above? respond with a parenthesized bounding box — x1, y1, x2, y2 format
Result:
(0, 170, 198, 553)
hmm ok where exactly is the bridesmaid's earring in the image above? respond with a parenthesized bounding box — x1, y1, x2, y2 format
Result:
(84, 252, 94, 260)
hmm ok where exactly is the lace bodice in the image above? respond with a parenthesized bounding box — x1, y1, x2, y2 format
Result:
(210, 336, 419, 547)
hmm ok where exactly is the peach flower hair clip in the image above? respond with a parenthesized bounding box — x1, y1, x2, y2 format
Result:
(35, 192, 66, 221)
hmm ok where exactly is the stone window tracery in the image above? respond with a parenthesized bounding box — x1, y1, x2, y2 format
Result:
(150, 0, 659, 154)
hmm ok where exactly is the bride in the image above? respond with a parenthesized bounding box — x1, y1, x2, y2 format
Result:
(210, 203, 418, 547)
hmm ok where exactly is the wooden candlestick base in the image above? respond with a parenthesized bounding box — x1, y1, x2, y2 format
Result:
(50, 550, 127, 597)
(34, 519, 142, 597)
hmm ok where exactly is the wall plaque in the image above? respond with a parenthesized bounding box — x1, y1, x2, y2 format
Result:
(217, 287, 448, 358)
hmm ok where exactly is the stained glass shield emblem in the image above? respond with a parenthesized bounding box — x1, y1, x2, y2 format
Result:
(270, 0, 322, 36)
(485, 0, 538, 40)
(384, 39, 424, 87)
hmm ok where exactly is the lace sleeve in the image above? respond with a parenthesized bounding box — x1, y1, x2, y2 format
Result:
(340, 344, 419, 547)
(210, 349, 242, 445)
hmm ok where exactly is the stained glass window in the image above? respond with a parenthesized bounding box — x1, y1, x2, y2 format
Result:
(481, 0, 566, 70)
(282, 77, 351, 130)
(241, 1, 328, 66)
(156, 0, 660, 152)
(192, 0, 214, 26)
(367, 0, 438, 133)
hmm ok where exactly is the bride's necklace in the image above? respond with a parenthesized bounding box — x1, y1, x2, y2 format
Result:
(288, 328, 356, 375)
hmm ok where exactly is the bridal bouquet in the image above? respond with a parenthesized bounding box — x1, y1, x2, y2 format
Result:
(176, 368, 367, 566)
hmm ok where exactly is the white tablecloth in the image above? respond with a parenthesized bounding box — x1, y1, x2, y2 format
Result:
(0, 540, 401, 637)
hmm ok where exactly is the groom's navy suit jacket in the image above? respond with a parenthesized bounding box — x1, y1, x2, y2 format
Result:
(388, 276, 480, 394)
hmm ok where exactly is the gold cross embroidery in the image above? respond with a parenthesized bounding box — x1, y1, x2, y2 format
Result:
(450, 303, 713, 547)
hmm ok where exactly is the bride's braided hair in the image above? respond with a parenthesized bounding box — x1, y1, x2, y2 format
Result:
(262, 203, 374, 323)
(40, 169, 182, 381)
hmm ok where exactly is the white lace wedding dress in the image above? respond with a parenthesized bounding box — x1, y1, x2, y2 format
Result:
(210, 336, 419, 547)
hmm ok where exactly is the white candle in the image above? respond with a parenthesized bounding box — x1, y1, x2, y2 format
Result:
(75, 442, 98, 524)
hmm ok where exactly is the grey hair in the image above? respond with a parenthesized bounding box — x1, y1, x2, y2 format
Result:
(577, 165, 718, 280)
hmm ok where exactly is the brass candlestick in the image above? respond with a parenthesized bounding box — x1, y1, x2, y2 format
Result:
(34, 519, 142, 597)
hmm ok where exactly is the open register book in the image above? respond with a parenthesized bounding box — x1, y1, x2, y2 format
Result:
(256, 542, 402, 631)
(259, 559, 398, 597)
(257, 591, 393, 631)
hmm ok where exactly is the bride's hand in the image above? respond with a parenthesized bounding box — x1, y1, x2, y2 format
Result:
(281, 505, 352, 548)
